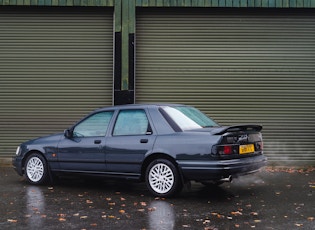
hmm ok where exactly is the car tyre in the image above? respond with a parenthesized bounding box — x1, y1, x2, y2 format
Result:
(25, 153, 49, 185)
(145, 159, 182, 197)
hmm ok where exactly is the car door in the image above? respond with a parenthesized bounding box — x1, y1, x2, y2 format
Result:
(57, 111, 114, 172)
(105, 109, 156, 177)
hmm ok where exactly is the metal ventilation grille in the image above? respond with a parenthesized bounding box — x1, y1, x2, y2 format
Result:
(0, 8, 114, 157)
(136, 8, 315, 164)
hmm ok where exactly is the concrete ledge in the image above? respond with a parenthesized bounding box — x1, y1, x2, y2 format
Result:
(0, 158, 12, 167)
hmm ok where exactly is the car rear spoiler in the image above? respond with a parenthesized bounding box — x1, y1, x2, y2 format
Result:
(211, 124, 263, 135)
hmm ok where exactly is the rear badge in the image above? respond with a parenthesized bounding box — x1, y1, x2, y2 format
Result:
(238, 134, 248, 143)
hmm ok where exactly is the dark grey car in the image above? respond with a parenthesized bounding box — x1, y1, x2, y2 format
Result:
(13, 104, 267, 197)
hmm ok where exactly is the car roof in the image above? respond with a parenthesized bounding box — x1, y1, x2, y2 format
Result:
(94, 103, 185, 112)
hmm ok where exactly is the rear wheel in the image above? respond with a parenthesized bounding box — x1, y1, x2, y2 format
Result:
(145, 159, 182, 197)
(25, 153, 49, 185)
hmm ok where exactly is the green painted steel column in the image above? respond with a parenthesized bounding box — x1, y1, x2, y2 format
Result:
(121, 0, 129, 90)
(114, 0, 135, 105)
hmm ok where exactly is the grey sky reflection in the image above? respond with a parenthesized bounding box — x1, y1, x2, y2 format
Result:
(26, 186, 45, 229)
(148, 200, 175, 230)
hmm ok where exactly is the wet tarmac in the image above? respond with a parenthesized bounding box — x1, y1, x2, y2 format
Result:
(0, 167, 314, 230)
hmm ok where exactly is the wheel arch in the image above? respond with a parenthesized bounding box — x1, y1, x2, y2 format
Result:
(141, 153, 184, 183)
(22, 150, 47, 174)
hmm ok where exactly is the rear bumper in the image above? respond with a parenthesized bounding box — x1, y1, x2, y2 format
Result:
(177, 154, 267, 181)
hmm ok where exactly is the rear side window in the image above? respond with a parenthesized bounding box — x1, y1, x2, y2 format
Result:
(73, 111, 114, 137)
(113, 109, 150, 136)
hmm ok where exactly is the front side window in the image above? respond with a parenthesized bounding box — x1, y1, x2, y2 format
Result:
(113, 109, 150, 136)
(162, 106, 218, 130)
(73, 111, 114, 137)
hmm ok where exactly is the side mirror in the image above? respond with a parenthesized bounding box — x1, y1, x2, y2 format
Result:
(64, 129, 73, 138)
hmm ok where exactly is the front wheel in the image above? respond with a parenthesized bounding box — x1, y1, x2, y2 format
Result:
(145, 159, 182, 197)
(25, 153, 49, 185)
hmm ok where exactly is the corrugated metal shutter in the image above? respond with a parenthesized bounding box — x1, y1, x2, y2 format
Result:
(136, 8, 315, 164)
(0, 7, 113, 157)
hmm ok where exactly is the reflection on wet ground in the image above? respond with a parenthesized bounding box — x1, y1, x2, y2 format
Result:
(0, 167, 314, 229)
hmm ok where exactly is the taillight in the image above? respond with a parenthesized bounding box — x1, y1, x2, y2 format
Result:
(214, 145, 235, 155)
(255, 141, 263, 151)
(223, 146, 233, 155)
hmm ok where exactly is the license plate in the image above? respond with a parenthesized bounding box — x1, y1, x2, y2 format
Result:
(239, 144, 255, 154)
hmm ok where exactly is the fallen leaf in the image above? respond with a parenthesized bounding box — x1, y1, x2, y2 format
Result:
(231, 211, 242, 216)
(203, 219, 210, 224)
(307, 217, 314, 221)
(119, 210, 125, 214)
(7, 219, 18, 223)
(59, 218, 66, 222)
(216, 214, 224, 219)
(80, 216, 88, 219)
